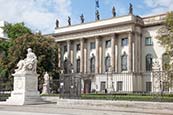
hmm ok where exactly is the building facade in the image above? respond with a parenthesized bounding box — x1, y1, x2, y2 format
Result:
(52, 13, 173, 93)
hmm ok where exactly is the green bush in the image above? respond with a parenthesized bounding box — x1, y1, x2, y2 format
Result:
(81, 94, 173, 102)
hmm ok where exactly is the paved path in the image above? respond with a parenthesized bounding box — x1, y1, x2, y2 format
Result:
(0, 103, 172, 115)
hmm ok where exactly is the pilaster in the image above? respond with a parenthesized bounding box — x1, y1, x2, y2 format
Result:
(95, 37, 99, 74)
(80, 38, 84, 73)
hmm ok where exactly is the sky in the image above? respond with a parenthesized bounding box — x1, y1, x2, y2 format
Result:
(0, 0, 172, 34)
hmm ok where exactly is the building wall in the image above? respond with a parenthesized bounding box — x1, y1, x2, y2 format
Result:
(54, 13, 172, 93)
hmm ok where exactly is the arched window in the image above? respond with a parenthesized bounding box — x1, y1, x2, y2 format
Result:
(63, 57, 68, 74)
(105, 54, 111, 72)
(90, 54, 95, 73)
(146, 54, 152, 71)
(121, 52, 127, 71)
(162, 53, 170, 71)
(76, 58, 80, 73)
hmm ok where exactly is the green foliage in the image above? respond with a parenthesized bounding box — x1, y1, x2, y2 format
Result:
(7, 34, 59, 90)
(157, 12, 173, 60)
(0, 22, 60, 91)
(3, 22, 31, 40)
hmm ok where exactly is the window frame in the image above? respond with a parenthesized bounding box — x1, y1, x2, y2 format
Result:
(64, 45, 67, 53)
(121, 52, 128, 71)
(90, 42, 96, 50)
(90, 56, 95, 73)
(105, 55, 111, 72)
(146, 82, 152, 92)
(105, 40, 111, 48)
(76, 58, 80, 73)
(145, 37, 153, 46)
(146, 54, 152, 72)
(117, 81, 123, 92)
(100, 82, 106, 92)
(76, 44, 80, 51)
(121, 38, 128, 46)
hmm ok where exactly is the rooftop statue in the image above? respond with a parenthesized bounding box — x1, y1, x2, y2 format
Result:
(112, 6, 116, 17)
(96, 10, 100, 20)
(129, 3, 133, 14)
(80, 14, 84, 23)
(15, 48, 37, 73)
(68, 16, 71, 26)
(55, 19, 59, 28)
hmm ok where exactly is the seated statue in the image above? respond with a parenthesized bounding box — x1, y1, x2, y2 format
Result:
(15, 48, 37, 73)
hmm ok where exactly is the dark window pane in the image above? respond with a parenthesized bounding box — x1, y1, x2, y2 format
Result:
(90, 42, 96, 50)
(121, 53, 127, 71)
(105, 40, 111, 48)
(146, 54, 152, 71)
(121, 38, 128, 46)
(145, 37, 153, 46)
(146, 82, 152, 92)
(100, 82, 106, 92)
(76, 59, 80, 73)
(64, 45, 67, 53)
(117, 81, 123, 91)
(105, 55, 110, 72)
(76, 44, 80, 51)
(90, 56, 95, 73)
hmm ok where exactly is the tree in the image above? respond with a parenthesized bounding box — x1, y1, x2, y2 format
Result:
(156, 12, 173, 93)
(0, 22, 60, 91)
(7, 34, 59, 90)
(157, 11, 173, 70)
(3, 22, 31, 40)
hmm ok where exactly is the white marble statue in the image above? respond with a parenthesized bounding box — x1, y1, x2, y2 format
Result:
(6, 48, 43, 105)
(42, 72, 50, 94)
(15, 48, 37, 73)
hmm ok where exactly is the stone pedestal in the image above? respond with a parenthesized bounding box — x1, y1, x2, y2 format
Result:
(6, 71, 43, 105)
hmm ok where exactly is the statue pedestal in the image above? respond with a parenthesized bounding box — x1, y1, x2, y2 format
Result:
(6, 71, 43, 105)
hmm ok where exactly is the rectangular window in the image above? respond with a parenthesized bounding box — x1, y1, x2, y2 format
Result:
(76, 44, 80, 51)
(90, 42, 95, 50)
(105, 40, 111, 48)
(121, 38, 128, 46)
(117, 81, 123, 91)
(146, 82, 152, 92)
(64, 45, 67, 53)
(163, 82, 169, 92)
(76, 59, 80, 73)
(145, 37, 153, 46)
(100, 82, 106, 92)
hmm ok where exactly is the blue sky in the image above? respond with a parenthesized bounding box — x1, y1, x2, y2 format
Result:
(0, 0, 172, 34)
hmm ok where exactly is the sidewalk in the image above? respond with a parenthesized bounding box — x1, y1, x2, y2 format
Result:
(0, 100, 173, 115)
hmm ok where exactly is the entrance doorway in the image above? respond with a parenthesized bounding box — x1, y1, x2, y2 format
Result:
(84, 80, 91, 94)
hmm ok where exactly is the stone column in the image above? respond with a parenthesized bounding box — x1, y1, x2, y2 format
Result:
(58, 45, 61, 67)
(80, 38, 84, 73)
(84, 39, 88, 73)
(115, 36, 118, 73)
(70, 42, 74, 65)
(128, 32, 133, 72)
(139, 33, 142, 72)
(95, 37, 99, 74)
(67, 40, 71, 60)
(99, 38, 103, 73)
(111, 34, 115, 72)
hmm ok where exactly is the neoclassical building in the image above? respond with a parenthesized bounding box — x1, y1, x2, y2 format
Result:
(51, 12, 172, 93)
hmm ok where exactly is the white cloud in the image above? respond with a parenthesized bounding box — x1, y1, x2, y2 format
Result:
(0, 0, 72, 34)
(144, 0, 173, 14)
